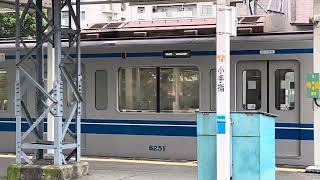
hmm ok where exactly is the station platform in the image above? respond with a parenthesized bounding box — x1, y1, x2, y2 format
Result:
(0, 154, 319, 180)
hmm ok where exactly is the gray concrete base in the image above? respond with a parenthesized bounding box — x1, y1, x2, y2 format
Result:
(6, 161, 89, 180)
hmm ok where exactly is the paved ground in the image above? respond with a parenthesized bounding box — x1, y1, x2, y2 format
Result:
(0, 154, 320, 179)
(80, 158, 197, 180)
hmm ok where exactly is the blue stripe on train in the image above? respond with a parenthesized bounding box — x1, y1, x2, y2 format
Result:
(0, 118, 314, 140)
(276, 129, 313, 140)
(4, 48, 313, 60)
(275, 123, 313, 128)
(0, 118, 312, 127)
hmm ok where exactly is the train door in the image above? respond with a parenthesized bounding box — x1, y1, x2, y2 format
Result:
(236, 60, 300, 158)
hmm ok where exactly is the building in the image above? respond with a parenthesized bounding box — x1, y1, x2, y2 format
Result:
(62, 2, 216, 29)
(128, 2, 216, 20)
(63, 0, 313, 29)
(234, 0, 313, 24)
(62, 3, 128, 29)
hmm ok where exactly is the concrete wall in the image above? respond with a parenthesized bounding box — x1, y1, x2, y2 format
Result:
(62, 3, 128, 29)
(295, 0, 313, 23)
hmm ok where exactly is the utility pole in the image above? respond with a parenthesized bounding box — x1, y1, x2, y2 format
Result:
(35, 0, 44, 160)
(14, 0, 83, 165)
(216, 0, 236, 179)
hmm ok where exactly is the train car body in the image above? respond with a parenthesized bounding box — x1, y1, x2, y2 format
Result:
(0, 32, 314, 166)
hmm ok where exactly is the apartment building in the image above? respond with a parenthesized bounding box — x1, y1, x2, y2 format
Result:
(62, 3, 128, 28)
(62, 2, 215, 28)
(234, 0, 312, 24)
(61, 0, 313, 29)
(128, 2, 215, 20)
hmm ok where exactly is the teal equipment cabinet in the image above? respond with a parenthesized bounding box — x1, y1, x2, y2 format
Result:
(197, 112, 275, 180)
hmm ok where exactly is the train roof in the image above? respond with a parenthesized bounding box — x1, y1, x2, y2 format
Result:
(0, 32, 312, 49)
(81, 14, 313, 40)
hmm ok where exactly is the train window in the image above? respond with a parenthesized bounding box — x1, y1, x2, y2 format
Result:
(242, 70, 261, 110)
(119, 68, 157, 112)
(118, 67, 199, 113)
(0, 69, 8, 111)
(95, 70, 108, 110)
(275, 69, 295, 111)
(160, 67, 199, 113)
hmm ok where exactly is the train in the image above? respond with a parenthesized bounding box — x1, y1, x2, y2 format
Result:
(0, 27, 315, 166)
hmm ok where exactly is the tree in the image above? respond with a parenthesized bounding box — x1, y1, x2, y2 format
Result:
(0, 12, 36, 38)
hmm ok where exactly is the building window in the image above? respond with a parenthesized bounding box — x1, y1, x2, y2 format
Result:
(201, 5, 213, 16)
(176, 5, 183, 12)
(185, 4, 197, 16)
(275, 69, 295, 111)
(62, 11, 85, 26)
(121, 3, 126, 11)
(0, 69, 8, 110)
(242, 70, 261, 110)
(81, 11, 86, 21)
(137, 7, 145, 14)
(119, 67, 199, 113)
(95, 70, 107, 110)
(61, 11, 69, 27)
(152, 6, 157, 13)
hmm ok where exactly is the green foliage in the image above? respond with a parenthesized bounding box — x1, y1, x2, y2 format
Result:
(0, 12, 36, 38)
(7, 164, 21, 180)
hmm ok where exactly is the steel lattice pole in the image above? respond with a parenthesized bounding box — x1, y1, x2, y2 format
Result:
(15, 0, 22, 165)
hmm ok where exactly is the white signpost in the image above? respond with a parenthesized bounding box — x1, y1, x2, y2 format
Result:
(216, 0, 237, 179)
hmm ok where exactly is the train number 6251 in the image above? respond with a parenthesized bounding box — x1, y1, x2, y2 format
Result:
(149, 145, 166, 152)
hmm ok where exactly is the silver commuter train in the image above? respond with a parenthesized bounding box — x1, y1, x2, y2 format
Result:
(0, 32, 314, 166)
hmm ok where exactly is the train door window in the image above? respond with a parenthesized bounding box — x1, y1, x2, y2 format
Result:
(242, 70, 261, 110)
(95, 70, 107, 110)
(275, 69, 295, 111)
(119, 68, 157, 112)
(210, 69, 216, 110)
(160, 67, 199, 113)
(0, 69, 8, 111)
